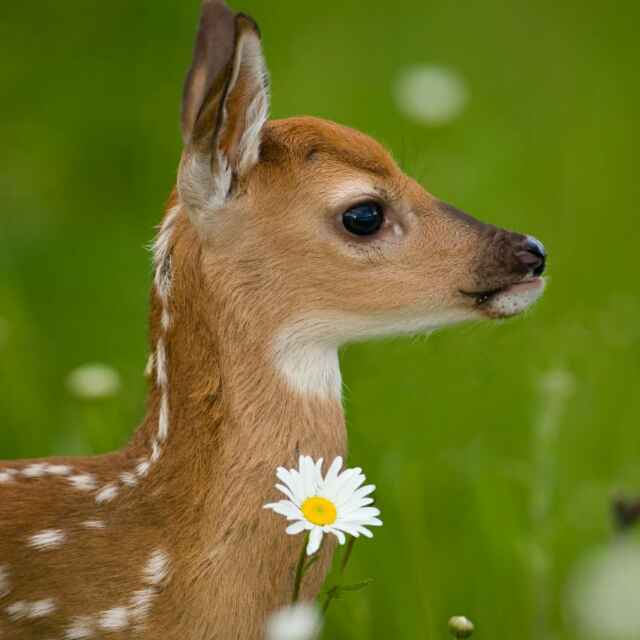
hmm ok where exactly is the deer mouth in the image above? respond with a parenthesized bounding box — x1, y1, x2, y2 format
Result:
(461, 276, 546, 318)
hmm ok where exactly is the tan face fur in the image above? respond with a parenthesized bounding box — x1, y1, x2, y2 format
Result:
(174, 5, 546, 399)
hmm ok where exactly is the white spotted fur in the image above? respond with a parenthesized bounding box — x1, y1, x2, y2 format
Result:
(67, 474, 97, 491)
(0, 564, 10, 598)
(95, 483, 118, 504)
(27, 529, 66, 550)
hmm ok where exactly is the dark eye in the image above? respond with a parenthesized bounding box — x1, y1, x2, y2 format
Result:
(342, 202, 384, 236)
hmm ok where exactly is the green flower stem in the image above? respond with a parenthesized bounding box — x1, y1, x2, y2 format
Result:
(322, 538, 357, 614)
(291, 533, 310, 603)
(339, 537, 356, 575)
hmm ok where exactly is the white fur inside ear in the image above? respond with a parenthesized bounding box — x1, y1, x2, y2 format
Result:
(178, 29, 269, 221)
(233, 31, 270, 175)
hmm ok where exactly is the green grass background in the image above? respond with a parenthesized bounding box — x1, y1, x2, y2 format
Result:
(1, 1, 639, 638)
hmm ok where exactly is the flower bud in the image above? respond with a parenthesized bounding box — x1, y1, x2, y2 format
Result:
(448, 615, 474, 638)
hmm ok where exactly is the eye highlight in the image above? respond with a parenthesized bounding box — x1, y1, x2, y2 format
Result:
(342, 202, 384, 237)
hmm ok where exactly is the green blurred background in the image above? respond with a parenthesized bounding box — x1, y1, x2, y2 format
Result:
(2, 1, 639, 639)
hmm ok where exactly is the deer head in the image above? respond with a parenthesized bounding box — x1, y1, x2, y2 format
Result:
(172, 0, 546, 401)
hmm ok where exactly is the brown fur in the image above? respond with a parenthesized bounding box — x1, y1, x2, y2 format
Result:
(0, 4, 545, 639)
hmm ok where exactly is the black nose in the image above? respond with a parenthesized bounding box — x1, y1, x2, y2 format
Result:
(517, 235, 546, 277)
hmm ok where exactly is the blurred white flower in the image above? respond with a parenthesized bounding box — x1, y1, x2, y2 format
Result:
(539, 368, 576, 399)
(448, 615, 475, 638)
(66, 363, 121, 399)
(265, 602, 322, 640)
(567, 540, 640, 639)
(394, 64, 468, 126)
(264, 455, 382, 556)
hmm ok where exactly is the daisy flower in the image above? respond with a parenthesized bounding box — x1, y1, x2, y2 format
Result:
(264, 455, 382, 556)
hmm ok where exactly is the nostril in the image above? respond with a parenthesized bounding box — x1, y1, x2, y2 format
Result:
(525, 235, 546, 260)
(519, 235, 547, 277)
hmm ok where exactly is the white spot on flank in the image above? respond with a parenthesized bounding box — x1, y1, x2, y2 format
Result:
(119, 472, 137, 487)
(99, 607, 129, 631)
(28, 598, 57, 618)
(0, 470, 15, 483)
(0, 564, 10, 598)
(22, 463, 47, 478)
(47, 464, 72, 476)
(6, 601, 27, 621)
(68, 474, 97, 491)
(95, 483, 118, 504)
(65, 616, 95, 639)
(28, 529, 66, 550)
(144, 550, 169, 586)
(82, 520, 105, 530)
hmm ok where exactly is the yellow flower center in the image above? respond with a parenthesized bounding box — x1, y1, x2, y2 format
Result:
(301, 496, 337, 526)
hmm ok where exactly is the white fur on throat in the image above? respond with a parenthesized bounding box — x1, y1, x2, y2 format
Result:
(272, 307, 475, 399)
(272, 332, 342, 400)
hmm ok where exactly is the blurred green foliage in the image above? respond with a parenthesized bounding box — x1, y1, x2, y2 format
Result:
(1, 1, 639, 639)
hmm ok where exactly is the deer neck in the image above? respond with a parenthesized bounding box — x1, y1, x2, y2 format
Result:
(130, 208, 347, 521)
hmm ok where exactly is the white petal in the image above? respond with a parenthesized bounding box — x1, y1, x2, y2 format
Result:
(264, 500, 302, 520)
(356, 526, 374, 538)
(286, 520, 309, 535)
(331, 522, 362, 537)
(277, 468, 304, 504)
(338, 499, 377, 517)
(322, 468, 359, 502)
(322, 456, 343, 493)
(328, 528, 346, 545)
(299, 457, 316, 499)
(306, 527, 324, 556)
(274, 483, 296, 503)
(350, 484, 376, 501)
(334, 473, 367, 506)
(347, 507, 380, 519)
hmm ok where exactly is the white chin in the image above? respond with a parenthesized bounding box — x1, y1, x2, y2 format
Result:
(485, 278, 546, 318)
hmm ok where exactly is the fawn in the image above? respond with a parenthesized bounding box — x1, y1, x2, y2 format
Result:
(0, 1, 547, 638)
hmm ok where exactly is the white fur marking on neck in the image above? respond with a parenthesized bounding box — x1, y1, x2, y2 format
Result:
(99, 607, 129, 632)
(144, 549, 170, 586)
(0, 565, 11, 598)
(272, 326, 342, 400)
(273, 307, 476, 398)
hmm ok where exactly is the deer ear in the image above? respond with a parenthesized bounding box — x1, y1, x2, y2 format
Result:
(179, 6, 270, 220)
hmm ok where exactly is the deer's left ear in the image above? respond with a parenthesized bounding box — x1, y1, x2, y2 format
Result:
(179, 10, 270, 219)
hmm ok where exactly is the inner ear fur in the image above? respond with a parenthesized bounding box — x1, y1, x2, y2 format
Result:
(180, 7, 270, 217)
